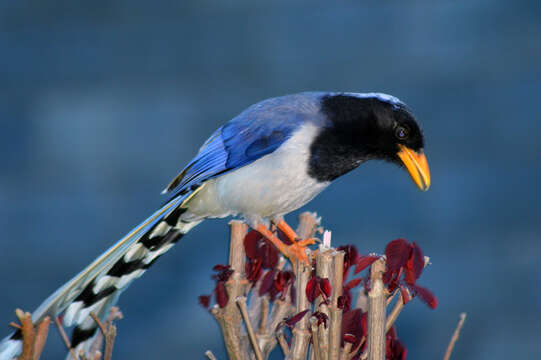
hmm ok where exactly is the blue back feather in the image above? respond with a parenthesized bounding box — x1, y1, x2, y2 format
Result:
(165, 93, 323, 198)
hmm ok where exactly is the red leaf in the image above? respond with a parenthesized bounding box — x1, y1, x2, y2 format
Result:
(410, 284, 438, 309)
(277, 227, 294, 245)
(354, 255, 379, 274)
(387, 325, 398, 339)
(341, 309, 366, 348)
(198, 295, 211, 309)
(321, 278, 332, 298)
(286, 309, 309, 327)
(261, 238, 279, 269)
(306, 276, 332, 303)
(245, 231, 279, 268)
(338, 293, 351, 312)
(216, 281, 228, 308)
(306, 277, 317, 303)
(212, 264, 230, 272)
(245, 259, 262, 283)
(243, 231, 262, 259)
(344, 277, 363, 291)
(385, 239, 411, 273)
(276, 271, 295, 299)
(404, 258, 417, 285)
(337, 245, 360, 276)
(259, 269, 277, 296)
(412, 242, 425, 280)
(212, 264, 233, 282)
(386, 335, 407, 360)
(343, 334, 357, 344)
(311, 312, 329, 328)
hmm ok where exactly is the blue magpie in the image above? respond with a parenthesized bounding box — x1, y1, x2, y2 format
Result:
(0, 91, 430, 359)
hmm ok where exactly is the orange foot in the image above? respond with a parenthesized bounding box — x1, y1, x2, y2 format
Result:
(284, 238, 316, 266)
(256, 221, 315, 267)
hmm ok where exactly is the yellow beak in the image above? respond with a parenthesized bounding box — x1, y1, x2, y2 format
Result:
(397, 145, 431, 191)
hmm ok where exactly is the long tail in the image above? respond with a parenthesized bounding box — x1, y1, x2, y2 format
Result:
(0, 192, 202, 360)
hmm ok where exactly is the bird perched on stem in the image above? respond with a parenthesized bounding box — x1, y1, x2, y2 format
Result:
(0, 91, 430, 359)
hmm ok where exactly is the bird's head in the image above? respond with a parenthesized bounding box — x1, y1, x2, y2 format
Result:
(310, 92, 430, 191)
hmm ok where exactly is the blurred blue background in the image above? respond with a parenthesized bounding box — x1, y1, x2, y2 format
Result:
(1, 1, 540, 359)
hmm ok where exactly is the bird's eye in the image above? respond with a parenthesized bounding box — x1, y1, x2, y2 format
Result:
(395, 126, 409, 140)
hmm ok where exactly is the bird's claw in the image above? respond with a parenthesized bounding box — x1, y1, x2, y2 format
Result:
(285, 238, 316, 266)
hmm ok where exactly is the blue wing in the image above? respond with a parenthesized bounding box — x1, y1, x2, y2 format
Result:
(163, 93, 321, 199)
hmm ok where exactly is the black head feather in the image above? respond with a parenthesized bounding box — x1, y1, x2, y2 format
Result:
(308, 93, 424, 182)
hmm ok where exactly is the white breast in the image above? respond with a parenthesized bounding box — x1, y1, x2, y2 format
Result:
(184, 123, 329, 223)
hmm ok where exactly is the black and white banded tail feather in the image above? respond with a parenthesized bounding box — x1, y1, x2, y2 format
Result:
(0, 189, 203, 360)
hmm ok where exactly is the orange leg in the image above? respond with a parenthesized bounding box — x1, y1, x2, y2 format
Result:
(275, 219, 317, 247)
(256, 223, 314, 266)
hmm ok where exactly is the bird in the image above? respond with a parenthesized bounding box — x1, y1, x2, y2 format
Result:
(0, 91, 430, 359)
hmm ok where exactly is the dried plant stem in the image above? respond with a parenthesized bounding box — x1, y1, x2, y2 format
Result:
(103, 326, 116, 360)
(339, 342, 352, 360)
(15, 309, 34, 360)
(212, 221, 250, 360)
(236, 297, 263, 360)
(54, 316, 79, 360)
(366, 259, 386, 360)
(315, 250, 333, 360)
(443, 313, 467, 360)
(32, 317, 51, 360)
(89, 313, 107, 338)
(287, 261, 312, 360)
(88, 307, 123, 358)
(329, 250, 344, 360)
(296, 212, 320, 239)
(310, 319, 322, 360)
(258, 297, 269, 333)
(385, 292, 405, 333)
(205, 350, 218, 360)
(276, 329, 290, 357)
(87, 307, 122, 360)
(11, 310, 51, 360)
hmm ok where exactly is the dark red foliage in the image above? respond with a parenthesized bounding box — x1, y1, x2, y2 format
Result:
(258, 269, 295, 301)
(245, 258, 263, 283)
(386, 326, 407, 360)
(198, 295, 211, 309)
(306, 276, 332, 303)
(404, 242, 424, 285)
(276, 227, 295, 245)
(271, 270, 295, 300)
(344, 277, 363, 291)
(243, 231, 263, 259)
(311, 312, 329, 328)
(354, 255, 379, 274)
(211, 264, 234, 282)
(408, 284, 438, 309)
(216, 281, 228, 307)
(384, 239, 425, 288)
(343, 334, 356, 344)
(285, 309, 309, 328)
(337, 294, 351, 311)
(337, 245, 360, 278)
(244, 230, 279, 269)
(385, 239, 411, 273)
(200, 264, 235, 309)
(382, 239, 437, 309)
(341, 309, 367, 350)
(259, 269, 277, 296)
